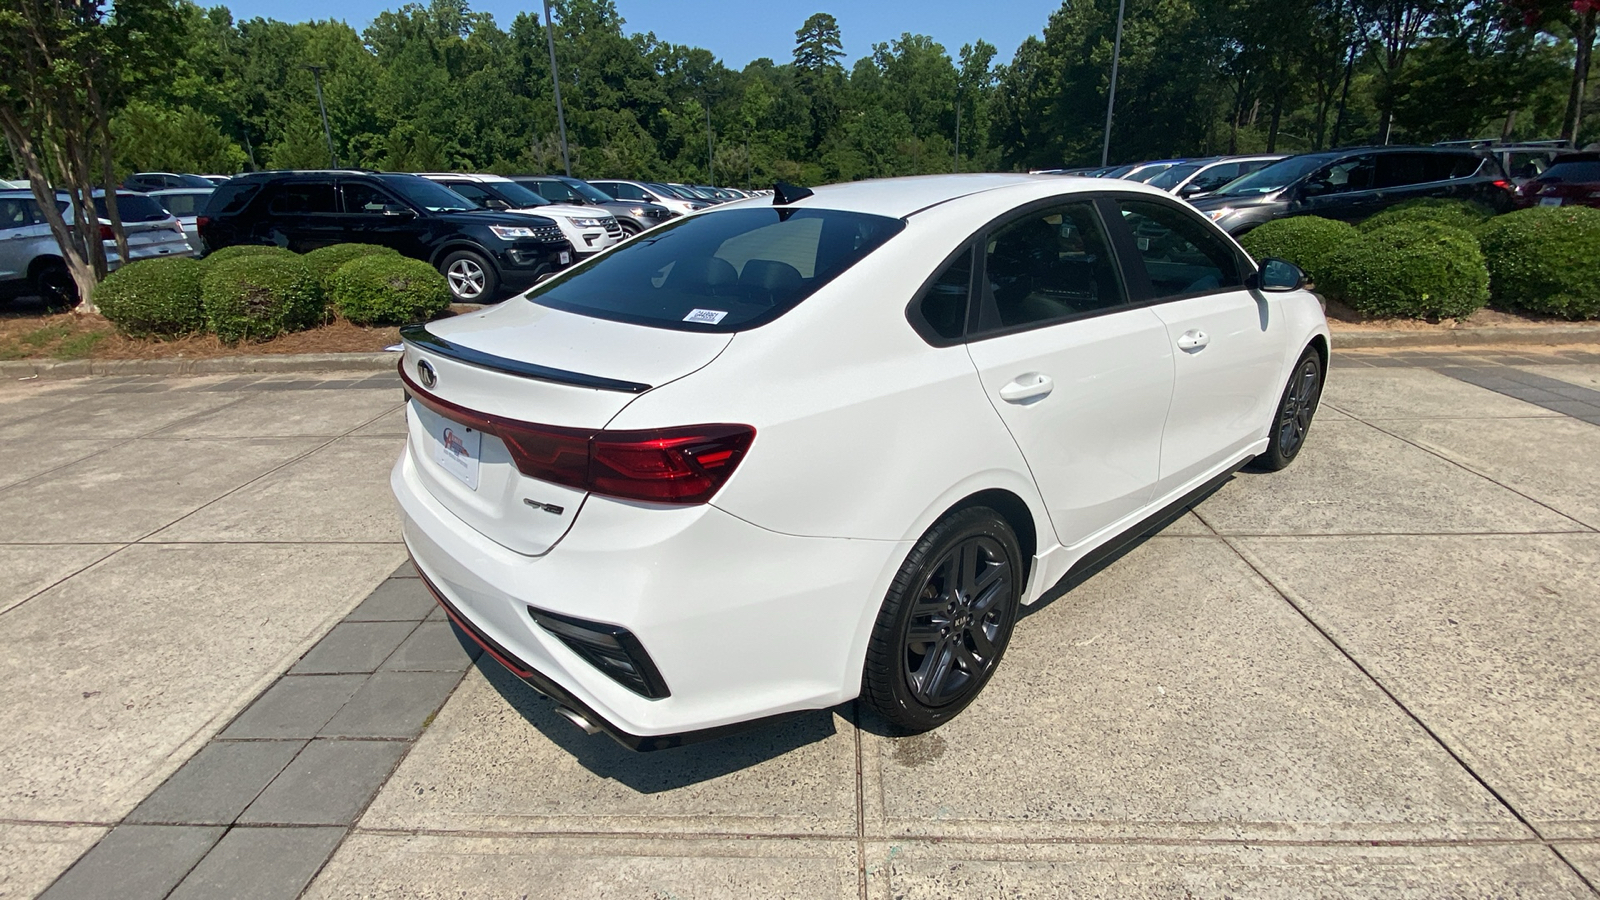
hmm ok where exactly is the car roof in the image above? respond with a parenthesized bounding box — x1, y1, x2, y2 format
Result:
(148, 187, 213, 195)
(416, 172, 510, 182)
(724, 173, 1168, 219)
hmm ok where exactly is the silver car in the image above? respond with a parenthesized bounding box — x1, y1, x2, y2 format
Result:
(0, 188, 194, 307)
(150, 188, 214, 254)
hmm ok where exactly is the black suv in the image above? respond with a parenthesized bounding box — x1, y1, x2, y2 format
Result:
(1189, 147, 1514, 236)
(197, 171, 573, 302)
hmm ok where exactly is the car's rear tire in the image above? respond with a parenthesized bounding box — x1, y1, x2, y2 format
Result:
(861, 507, 1022, 733)
(1256, 345, 1324, 471)
(440, 249, 498, 303)
(33, 261, 78, 311)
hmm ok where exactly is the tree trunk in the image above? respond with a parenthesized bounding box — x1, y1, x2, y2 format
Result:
(0, 110, 99, 309)
(1563, 9, 1596, 144)
(1330, 40, 1357, 147)
(1502, 108, 1518, 142)
(89, 79, 130, 265)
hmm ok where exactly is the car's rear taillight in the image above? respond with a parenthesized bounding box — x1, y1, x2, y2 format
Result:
(196, 215, 209, 231)
(98, 224, 114, 241)
(1493, 179, 1511, 191)
(401, 365, 754, 505)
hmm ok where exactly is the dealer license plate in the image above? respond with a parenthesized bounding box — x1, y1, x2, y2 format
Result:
(433, 422, 481, 490)
(559, 251, 571, 265)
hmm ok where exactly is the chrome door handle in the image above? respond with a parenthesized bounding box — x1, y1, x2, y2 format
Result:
(999, 373, 1054, 404)
(1177, 330, 1210, 352)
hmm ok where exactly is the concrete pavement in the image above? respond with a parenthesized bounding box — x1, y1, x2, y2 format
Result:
(2, 350, 1598, 898)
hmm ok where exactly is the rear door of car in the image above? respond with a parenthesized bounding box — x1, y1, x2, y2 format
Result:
(1105, 196, 1285, 495)
(0, 196, 43, 286)
(963, 197, 1175, 549)
(263, 178, 342, 251)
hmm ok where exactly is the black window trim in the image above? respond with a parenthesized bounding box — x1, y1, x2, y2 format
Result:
(902, 190, 1261, 348)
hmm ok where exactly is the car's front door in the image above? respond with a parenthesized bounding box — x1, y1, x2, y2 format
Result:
(340, 181, 429, 258)
(1107, 197, 1286, 496)
(965, 199, 1175, 550)
(1297, 154, 1381, 223)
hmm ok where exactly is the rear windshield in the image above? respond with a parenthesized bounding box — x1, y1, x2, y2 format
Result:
(154, 192, 211, 216)
(93, 194, 169, 222)
(1541, 161, 1600, 182)
(528, 207, 905, 332)
(205, 182, 261, 215)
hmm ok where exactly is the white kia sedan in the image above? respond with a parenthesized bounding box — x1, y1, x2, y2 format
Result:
(393, 174, 1330, 750)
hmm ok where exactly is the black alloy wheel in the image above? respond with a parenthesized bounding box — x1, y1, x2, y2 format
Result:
(1257, 346, 1323, 471)
(862, 507, 1022, 732)
(34, 262, 78, 311)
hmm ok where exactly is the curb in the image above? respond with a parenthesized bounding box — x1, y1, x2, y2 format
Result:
(1329, 325, 1600, 349)
(0, 352, 398, 380)
(4, 324, 1600, 381)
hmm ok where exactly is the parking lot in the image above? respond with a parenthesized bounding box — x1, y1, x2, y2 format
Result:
(2, 347, 1599, 899)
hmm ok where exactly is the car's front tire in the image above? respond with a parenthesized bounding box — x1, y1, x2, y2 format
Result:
(33, 261, 77, 310)
(440, 249, 498, 303)
(862, 507, 1022, 733)
(1256, 345, 1324, 471)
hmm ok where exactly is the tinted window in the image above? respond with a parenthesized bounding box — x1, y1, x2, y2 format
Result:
(445, 182, 497, 205)
(1188, 163, 1242, 193)
(375, 175, 474, 212)
(0, 197, 32, 228)
(1308, 155, 1376, 194)
(206, 182, 261, 215)
(154, 192, 210, 217)
(1117, 200, 1243, 299)
(563, 179, 616, 203)
(981, 202, 1123, 330)
(917, 246, 973, 341)
(527, 181, 576, 202)
(268, 182, 337, 215)
(1542, 160, 1600, 182)
(343, 182, 405, 214)
(1508, 152, 1551, 179)
(1146, 164, 1202, 191)
(590, 182, 623, 199)
(93, 194, 169, 222)
(529, 207, 904, 332)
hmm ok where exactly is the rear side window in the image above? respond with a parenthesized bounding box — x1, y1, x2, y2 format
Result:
(529, 207, 905, 332)
(914, 246, 974, 341)
(268, 182, 337, 215)
(1116, 200, 1244, 300)
(94, 194, 169, 222)
(0, 197, 31, 228)
(205, 182, 261, 215)
(155, 193, 209, 217)
(980, 202, 1124, 331)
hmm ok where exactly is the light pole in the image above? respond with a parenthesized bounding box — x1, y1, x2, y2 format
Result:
(1100, 0, 1126, 168)
(304, 65, 338, 168)
(542, 0, 572, 176)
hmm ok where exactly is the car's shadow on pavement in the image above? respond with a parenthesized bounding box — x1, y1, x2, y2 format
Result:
(475, 654, 841, 793)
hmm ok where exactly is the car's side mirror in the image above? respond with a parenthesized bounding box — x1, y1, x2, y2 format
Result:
(1300, 181, 1331, 199)
(641, 194, 658, 203)
(484, 199, 511, 210)
(1179, 183, 1203, 197)
(1250, 258, 1306, 292)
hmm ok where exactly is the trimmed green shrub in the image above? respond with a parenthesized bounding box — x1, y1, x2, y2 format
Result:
(1319, 221, 1489, 320)
(93, 257, 206, 338)
(200, 255, 322, 342)
(303, 243, 402, 291)
(1360, 198, 1495, 234)
(198, 244, 294, 270)
(1475, 206, 1600, 319)
(1237, 216, 1357, 285)
(327, 255, 450, 325)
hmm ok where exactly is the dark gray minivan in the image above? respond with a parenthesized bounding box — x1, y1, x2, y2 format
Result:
(1190, 147, 1514, 236)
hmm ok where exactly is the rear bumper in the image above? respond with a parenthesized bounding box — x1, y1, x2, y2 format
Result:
(392, 439, 908, 747)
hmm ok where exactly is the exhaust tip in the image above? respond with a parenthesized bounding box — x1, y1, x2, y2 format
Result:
(554, 705, 602, 735)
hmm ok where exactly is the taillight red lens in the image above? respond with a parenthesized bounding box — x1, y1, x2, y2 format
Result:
(196, 215, 209, 230)
(400, 364, 754, 505)
(590, 426, 755, 503)
(98, 224, 114, 241)
(1493, 180, 1511, 191)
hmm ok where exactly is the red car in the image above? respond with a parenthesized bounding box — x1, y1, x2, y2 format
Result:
(1515, 152, 1600, 210)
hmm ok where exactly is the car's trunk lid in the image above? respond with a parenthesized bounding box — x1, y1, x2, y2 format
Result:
(401, 301, 731, 555)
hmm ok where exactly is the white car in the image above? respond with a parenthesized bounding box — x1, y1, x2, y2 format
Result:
(149, 187, 214, 254)
(0, 188, 193, 307)
(419, 173, 622, 258)
(393, 174, 1329, 750)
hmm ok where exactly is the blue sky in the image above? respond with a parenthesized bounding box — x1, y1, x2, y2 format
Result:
(222, 0, 1066, 69)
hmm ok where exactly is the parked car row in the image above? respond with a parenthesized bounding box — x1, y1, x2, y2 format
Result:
(0, 188, 194, 306)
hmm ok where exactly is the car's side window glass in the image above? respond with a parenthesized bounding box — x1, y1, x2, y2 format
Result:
(1116, 199, 1244, 300)
(268, 182, 336, 215)
(448, 183, 494, 205)
(915, 246, 973, 341)
(0, 198, 30, 229)
(980, 202, 1124, 331)
(342, 183, 403, 214)
(1308, 155, 1375, 194)
(1190, 163, 1240, 193)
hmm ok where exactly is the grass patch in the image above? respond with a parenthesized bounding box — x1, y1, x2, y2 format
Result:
(52, 331, 110, 359)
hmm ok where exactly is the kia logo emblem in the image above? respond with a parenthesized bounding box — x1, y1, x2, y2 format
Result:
(417, 360, 437, 389)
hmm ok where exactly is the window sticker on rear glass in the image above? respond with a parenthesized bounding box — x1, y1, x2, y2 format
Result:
(683, 308, 728, 324)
